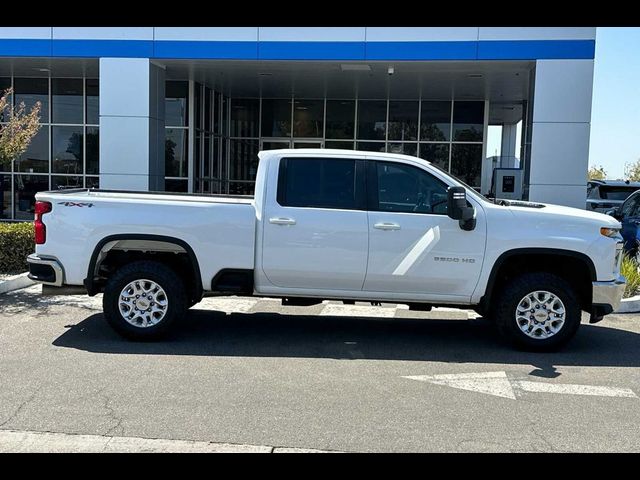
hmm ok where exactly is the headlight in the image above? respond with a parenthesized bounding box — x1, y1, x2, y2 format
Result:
(601, 227, 621, 238)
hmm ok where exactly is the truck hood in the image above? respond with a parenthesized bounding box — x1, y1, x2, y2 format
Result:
(501, 199, 621, 228)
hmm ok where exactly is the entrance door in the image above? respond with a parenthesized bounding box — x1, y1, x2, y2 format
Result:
(261, 139, 291, 150)
(293, 140, 323, 149)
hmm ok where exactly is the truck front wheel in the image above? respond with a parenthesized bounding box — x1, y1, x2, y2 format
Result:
(103, 260, 187, 340)
(493, 272, 582, 351)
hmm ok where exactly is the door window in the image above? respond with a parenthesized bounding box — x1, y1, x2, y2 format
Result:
(373, 161, 449, 214)
(277, 157, 363, 210)
(622, 194, 640, 218)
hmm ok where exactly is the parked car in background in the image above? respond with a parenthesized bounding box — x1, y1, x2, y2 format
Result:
(587, 179, 640, 213)
(606, 189, 640, 258)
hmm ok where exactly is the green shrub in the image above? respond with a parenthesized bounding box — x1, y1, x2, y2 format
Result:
(0, 222, 34, 274)
(621, 252, 640, 298)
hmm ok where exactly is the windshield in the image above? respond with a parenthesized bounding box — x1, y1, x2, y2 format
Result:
(600, 186, 639, 201)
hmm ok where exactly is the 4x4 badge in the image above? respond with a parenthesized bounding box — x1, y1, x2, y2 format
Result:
(57, 201, 94, 208)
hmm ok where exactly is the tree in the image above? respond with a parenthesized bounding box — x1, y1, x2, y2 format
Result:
(0, 88, 42, 168)
(587, 165, 607, 181)
(625, 159, 640, 182)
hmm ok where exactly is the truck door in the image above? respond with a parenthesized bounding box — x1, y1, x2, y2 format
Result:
(362, 159, 486, 300)
(260, 155, 369, 291)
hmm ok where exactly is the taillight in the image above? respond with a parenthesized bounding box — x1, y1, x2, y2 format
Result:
(34, 201, 52, 245)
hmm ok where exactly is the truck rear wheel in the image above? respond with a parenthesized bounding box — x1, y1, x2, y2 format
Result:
(493, 272, 581, 351)
(103, 260, 187, 340)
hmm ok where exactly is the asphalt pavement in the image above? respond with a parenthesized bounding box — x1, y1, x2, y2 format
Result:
(1, 285, 639, 452)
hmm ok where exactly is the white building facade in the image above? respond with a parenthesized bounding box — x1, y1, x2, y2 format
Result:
(0, 27, 596, 219)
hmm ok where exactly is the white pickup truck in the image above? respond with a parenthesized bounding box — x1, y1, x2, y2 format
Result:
(28, 149, 625, 351)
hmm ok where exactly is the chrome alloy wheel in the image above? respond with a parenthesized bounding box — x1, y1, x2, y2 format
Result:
(515, 290, 566, 339)
(118, 279, 168, 328)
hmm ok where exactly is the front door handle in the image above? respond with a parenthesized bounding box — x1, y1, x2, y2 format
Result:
(269, 217, 297, 225)
(373, 222, 401, 231)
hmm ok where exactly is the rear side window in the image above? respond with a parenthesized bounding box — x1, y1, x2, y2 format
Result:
(600, 186, 639, 201)
(277, 157, 363, 210)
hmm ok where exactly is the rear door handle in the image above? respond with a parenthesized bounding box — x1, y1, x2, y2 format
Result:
(269, 217, 296, 225)
(373, 222, 401, 231)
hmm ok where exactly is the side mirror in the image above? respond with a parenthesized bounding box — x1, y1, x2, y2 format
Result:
(447, 186, 476, 231)
(605, 207, 621, 219)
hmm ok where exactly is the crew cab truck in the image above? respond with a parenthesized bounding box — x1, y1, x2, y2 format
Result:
(27, 149, 626, 351)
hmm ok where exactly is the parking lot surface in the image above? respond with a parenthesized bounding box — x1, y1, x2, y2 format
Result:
(1, 285, 640, 452)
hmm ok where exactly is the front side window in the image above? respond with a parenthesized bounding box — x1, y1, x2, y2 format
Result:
(278, 157, 359, 210)
(374, 161, 448, 215)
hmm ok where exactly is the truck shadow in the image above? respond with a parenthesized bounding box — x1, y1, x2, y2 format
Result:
(52, 309, 640, 370)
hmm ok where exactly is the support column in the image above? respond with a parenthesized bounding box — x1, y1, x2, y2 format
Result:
(99, 58, 165, 191)
(500, 123, 518, 168)
(528, 59, 594, 208)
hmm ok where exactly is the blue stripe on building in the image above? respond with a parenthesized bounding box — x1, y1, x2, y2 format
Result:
(0, 39, 596, 61)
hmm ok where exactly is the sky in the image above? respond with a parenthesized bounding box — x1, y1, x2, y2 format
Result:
(589, 27, 640, 179)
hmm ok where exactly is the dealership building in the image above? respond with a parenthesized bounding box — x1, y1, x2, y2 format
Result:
(0, 27, 596, 219)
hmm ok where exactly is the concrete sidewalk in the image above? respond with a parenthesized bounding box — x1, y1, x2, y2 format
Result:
(0, 429, 340, 453)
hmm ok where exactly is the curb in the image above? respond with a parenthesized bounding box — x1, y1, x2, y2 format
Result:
(0, 272, 36, 295)
(615, 295, 640, 314)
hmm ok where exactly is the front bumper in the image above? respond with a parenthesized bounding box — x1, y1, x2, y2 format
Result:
(27, 253, 64, 287)
(592, 274, 626, 315)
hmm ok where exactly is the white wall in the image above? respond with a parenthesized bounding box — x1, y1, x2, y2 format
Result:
(528, 59, 595, 208)
(99, 58, 165, 191)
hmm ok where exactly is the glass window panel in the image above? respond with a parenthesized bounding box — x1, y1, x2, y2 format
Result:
(86, 79, 99, 125)
(194, 83, 202, 129)
(52, 78, 83, 124)
(388, 101, 418, 141)
(325, 140, 354, 150)
(230, 99, 259, 137)
(228, 181, 255, 196)
(86, 176, 99, 189)
(387, 142, 417, 156)
(165, 81, 188, 127)
(195, 132, 201, 178)
(261, 99, 291, 137)
(357, 100, 386, 140)
(52, 126, 83, 175)
(205, 87, 212, 132)
(221, 96, 229, 136)
(165, 179, 188, 192)
(279, 158, 357, 210)
(165, 128, 188, 178)
(14, 174, 48, 220)
(214, 92, 221, 134)
(16, 126, 49, 173)
(420, 101, 451, 141)
(451, 144, 483, 188)
(293, 99, 324, 138)
(453, 101, 484, 142)
(14, 77, 49, 123)
(419, 143, 450, 172)
(0, 174, 11, 219)
(293, 142, 322, 149)
(230, 139, 259, 181)
(203, 133, 211, 178)
(85, 126, 99, 175)
(262, 141, 290, 150)
(212, 137, 219, 179)
(0, 77, 11, 122)
(356, 141, 385, 152)
(375, 161, 448, 215)
(52, 175, 82, 190)
(325, 100, 355, 139)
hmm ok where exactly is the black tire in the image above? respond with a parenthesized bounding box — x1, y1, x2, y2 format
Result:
(103, 260, 187, 340)
(493, 272, 581, 351)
